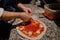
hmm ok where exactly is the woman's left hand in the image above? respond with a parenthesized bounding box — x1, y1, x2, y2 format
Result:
(17, 3, 32, 16)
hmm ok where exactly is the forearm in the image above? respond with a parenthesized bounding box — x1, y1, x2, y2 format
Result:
(1, 11, 24, 20)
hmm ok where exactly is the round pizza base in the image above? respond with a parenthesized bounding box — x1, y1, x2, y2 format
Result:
(16, 18, 47, 40)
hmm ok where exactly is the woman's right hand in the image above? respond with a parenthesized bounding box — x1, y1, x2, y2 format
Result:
(20, 12, 32, 22)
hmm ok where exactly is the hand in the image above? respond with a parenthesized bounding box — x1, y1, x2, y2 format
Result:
(23, 7, 32, 16)
(20, 12, 32, 22)
(17, 3, 32, 16)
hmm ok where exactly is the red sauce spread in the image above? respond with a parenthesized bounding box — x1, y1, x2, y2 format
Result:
(18, 19, 44, 38)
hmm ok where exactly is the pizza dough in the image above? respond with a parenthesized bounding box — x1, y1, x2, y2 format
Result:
(16, 18, 47, 40)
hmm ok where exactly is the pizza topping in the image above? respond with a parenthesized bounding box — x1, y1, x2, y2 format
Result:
(36, 30, 40, 34)
(28, 31, 32, 36)
(39, 27, 44, 33)
(22, 30, 28, 34)
(19, 26, 24, 30)
(25, 23, 39, 32)
(31, 33, 38, 38)
(40, 24, 43, 28)
(34, 20, 38, 23)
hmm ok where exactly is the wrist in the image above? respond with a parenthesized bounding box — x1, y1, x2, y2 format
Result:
(19, 12, 25, 18)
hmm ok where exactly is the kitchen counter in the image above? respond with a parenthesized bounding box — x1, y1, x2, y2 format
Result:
(9, 4, 60, 40)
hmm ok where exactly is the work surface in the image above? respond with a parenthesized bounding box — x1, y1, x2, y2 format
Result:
(9, 4, 60, 40)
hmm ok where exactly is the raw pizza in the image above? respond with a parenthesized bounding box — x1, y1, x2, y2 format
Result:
(16, 19, 46, 39)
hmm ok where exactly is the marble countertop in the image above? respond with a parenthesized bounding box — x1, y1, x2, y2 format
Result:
(9, 4, 60, 40)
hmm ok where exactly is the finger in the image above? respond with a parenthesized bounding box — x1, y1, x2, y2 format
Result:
(26, 8, 32, 13)
(27, 8, 32, 13)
